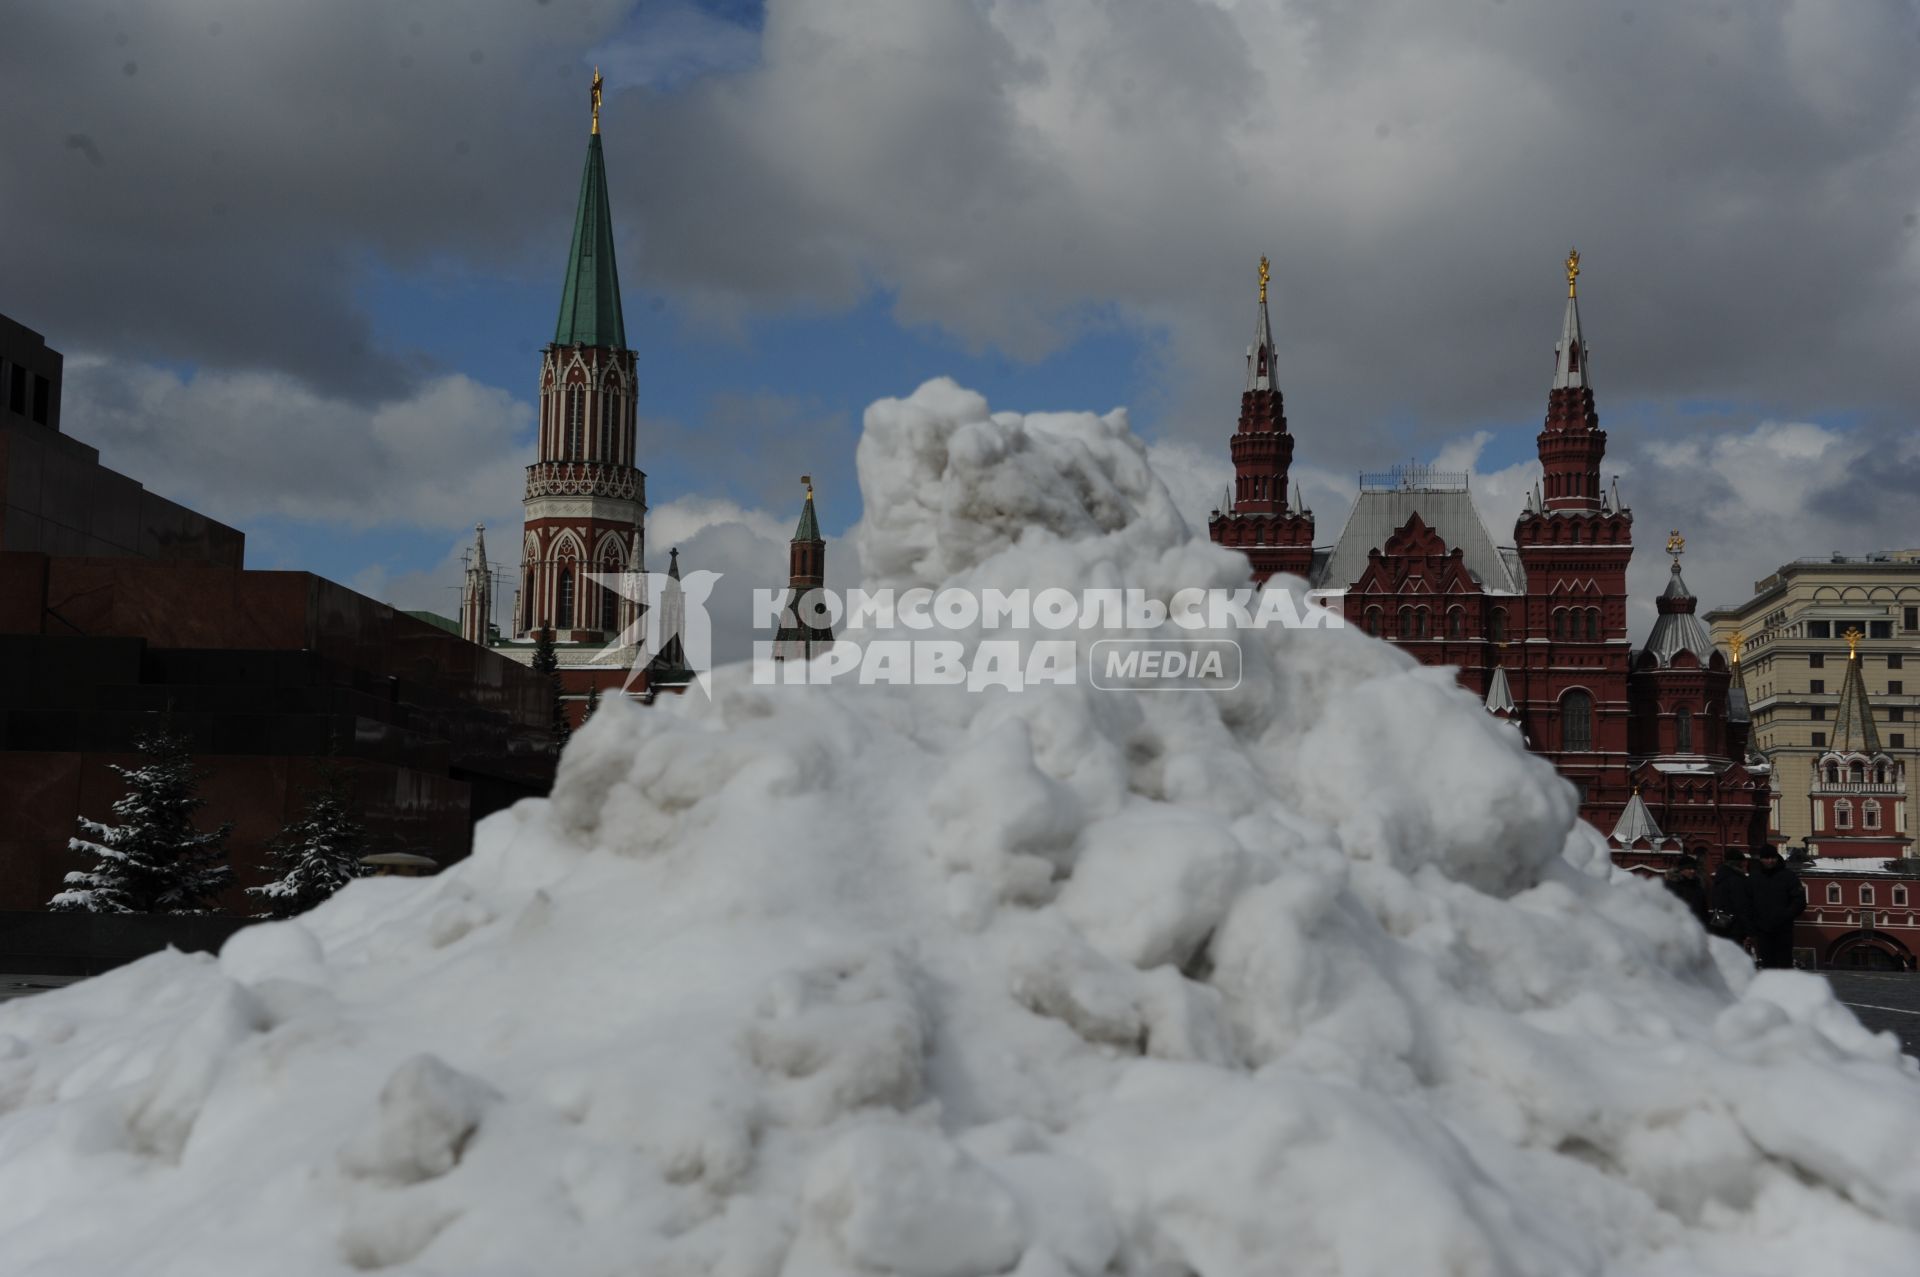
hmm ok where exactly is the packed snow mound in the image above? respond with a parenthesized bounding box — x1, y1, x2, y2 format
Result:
(3, 378, 1919, 1276)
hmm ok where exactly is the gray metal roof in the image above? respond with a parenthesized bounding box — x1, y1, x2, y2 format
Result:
(1608, 791, 1671, 847)
(1641, 562, 1718, 667)
(1312, 489, 1524, 593)
(1552, 291, 1589, 390)
(1484, 665, 1517, 715)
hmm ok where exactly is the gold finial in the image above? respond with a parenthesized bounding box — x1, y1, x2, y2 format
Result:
(1845, 626, 1863, 659)
(1566, 247, 1581, 297)
(1258, 255, 1270, 305)
(802, 473, 814, 501)
(1728, 630, 1744, 663)
(1665, 529, 1684, 558)
(590, 67, 604, 135)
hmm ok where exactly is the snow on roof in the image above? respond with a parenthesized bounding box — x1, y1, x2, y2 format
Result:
(1803, 856, 1920, 877)
(3, 378, 1917, 1274)
(1312, 487, 1523, 592)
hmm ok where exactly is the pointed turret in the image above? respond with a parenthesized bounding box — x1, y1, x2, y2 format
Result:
(1537, 249, 1606, 512)
(1643, 536, 1717, 667)
(1483, 664, 1518, 720)
(1609, 788, 1675, 850)
(1209, 255, 1315, 583)
(1832, 629, 1885, 756)
(774, 477, 834, 662)
(554, 68, 626, 350)
(460, 523, 492, 645)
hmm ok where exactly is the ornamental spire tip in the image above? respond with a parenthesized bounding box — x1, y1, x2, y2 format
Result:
(1566, 247, 1581, 297)
(590, 67, 603, 135)
(1258, 255, 1270, 305)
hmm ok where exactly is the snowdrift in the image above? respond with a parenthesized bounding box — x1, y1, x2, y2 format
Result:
(3, 378, 1918, 1276)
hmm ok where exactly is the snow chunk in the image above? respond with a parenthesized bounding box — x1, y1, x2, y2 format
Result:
(338, 1054, 499, 1185)
(801, 1126, 1027, 1277)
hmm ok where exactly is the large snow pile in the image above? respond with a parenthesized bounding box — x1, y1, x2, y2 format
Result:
(4, 379, 1918, 1276)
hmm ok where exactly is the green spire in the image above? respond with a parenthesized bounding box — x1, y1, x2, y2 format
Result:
(794, 477, 821, 542)
(553, 132, 627, 349)
(1831, 633, 1884, 755)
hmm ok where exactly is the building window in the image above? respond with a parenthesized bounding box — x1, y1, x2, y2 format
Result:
(1827, 883, 1842, 904)
(557, 566, 575, 627)
(1835, 800, 1852, 829)
(1810, 680, 1825, 695)
(1398, 606, 1413, 637)
(599, 393, 615, 460)
(7, 365, 24, 414)
(1561, 690, 1593, 752)
(566, 387, 584, 458)
(1490, 608, 1507, 643)
(1861, 884, 1875, 905)
(600, 566, 619, 632)
(1811, 707, 1825, 721)
(1809, 654, 1824, 669)
(1809, 620, 1831, 638)
(1851, 761, 1866, 783)
(1896, 886, 1910, 907)
(1906, 606, 1919, 631)
(1448, 607, 1465, 640)
(1675, 708, 1693, 752)
(1586, 608, 1600, 640)
(1890, 680, 1904, 696)
(1892, 733, 1907, 749)
(1365, 606, 1382, 637)
(1552, 609, 1566, 640)
(1891, 654, 1905, 670)
(1826, 762, 1840, 784)
(1864, 801, 1881, 830)
(1870, 620, 1893, 639)
(1812, 732, 1826, 747)
(31, 375, 49, 425)
(1893, 708, 1906, 723)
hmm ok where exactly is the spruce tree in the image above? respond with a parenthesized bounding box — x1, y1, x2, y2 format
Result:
(583, 683, 601, 723)
(249, 765, 369, 918)
(52, 726, 234, 914)
(532, 625, 570, 749)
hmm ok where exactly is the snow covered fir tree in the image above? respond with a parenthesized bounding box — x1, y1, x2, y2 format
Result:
(248, 767, 369, 919)
(49, 725, 234, 915)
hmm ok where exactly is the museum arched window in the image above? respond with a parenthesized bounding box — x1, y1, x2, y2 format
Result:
(1398, 606, 1413, 637)
(1586, 608, 1600, 640)
(1365, 606, 1383, 637)
(1826, 762, 1840, 785)
(1448, 607, 1465, 640)
(1675, 707, 1693, 753)
(1415, 607, 1430, 639)
(1490, 608, 1507, 643)
(1851, 761, 1866, 783)
(1561, 690, 1593, 752)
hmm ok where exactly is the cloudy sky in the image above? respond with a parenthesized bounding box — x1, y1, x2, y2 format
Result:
(4, 0, 1917, 641)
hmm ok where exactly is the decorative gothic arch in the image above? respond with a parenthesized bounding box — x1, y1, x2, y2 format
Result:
(1560, 688, 1594, 752)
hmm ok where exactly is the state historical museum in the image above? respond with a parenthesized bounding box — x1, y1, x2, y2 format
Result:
(1210, 253, 1770, 867)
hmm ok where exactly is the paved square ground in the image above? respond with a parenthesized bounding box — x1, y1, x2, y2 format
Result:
(1822, 972, 1920, 1057)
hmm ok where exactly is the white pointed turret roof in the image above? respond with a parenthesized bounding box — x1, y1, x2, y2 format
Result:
(1484, 665, 1517, 717)
(1247, 256, 1276, 392)
(1552, 250, 1589, 391)
(1608, 790, 1670, 847)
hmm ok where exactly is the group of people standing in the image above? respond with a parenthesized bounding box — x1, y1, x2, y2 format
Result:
(1662, 847, 1805, 968)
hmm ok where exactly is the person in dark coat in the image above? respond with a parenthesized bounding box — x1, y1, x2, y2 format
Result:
(1663, 856, 1710, 927)
(1748, 847, 1806, 969)
(1709, 849, 1753, 946)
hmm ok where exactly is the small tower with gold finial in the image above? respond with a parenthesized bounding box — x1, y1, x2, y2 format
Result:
(773, 475, 834, 662)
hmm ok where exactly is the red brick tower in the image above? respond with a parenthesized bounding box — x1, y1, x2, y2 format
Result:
(773, 477, 834, 662)
(1512, 250, 1636, 823)
(518, 69, 646, 643)
(1209, 256, 1314, 584)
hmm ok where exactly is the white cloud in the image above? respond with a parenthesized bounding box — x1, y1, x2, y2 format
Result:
(59, 356, 531, 532)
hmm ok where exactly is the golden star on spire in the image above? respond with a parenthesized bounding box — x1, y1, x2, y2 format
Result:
(1566, 247, 1581, 297)
(1258, 255, 1270, 305)
(590, 66, 604, 135)
(802, 473, 814, 501)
